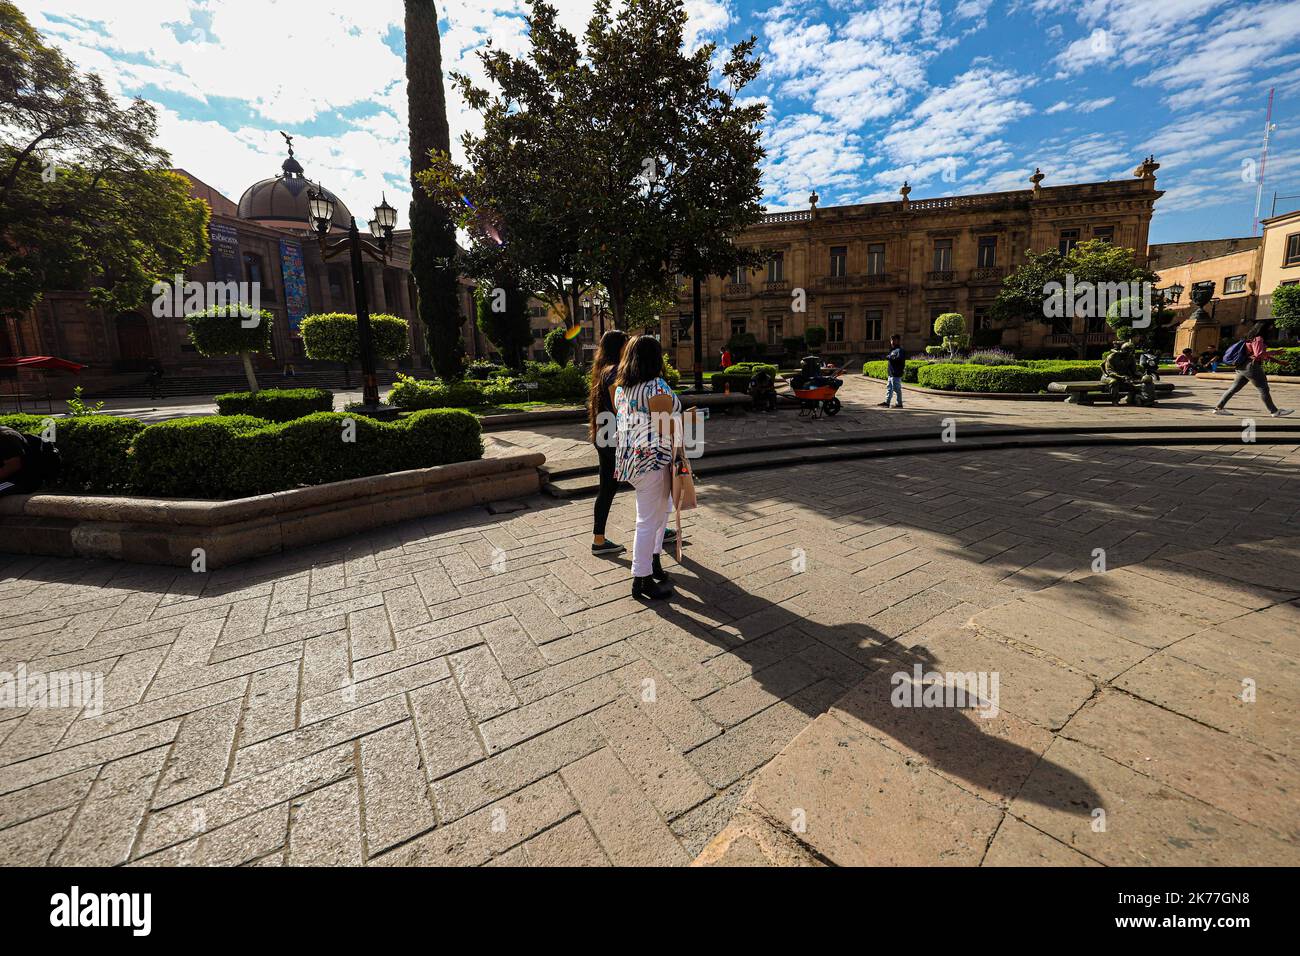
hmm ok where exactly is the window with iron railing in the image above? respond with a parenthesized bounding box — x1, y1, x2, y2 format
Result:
(830, 246, 847, 278)
(977, 236, 997, 268)
(932, 239, 952, 272)
(767, 253, 784, 283)
(828, 312, 845, 343)
(866, 243, 885, 276)
(864, 308, 883, 342)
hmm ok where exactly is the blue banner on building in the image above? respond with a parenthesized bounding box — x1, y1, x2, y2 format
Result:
(279, 239, 309, 331)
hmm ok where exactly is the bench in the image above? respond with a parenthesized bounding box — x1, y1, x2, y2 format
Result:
(0, 391, 54, 414)
(1047, 380, 1175, 405)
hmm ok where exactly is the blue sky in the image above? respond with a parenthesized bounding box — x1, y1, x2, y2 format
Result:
(21, 0, 1300, 244)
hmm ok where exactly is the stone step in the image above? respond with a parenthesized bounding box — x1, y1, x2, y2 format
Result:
(542, 427, 1300, 498)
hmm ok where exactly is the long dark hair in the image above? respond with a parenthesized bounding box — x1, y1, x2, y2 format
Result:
(615, 334, 665, 390)
(587, 329, 628, 441)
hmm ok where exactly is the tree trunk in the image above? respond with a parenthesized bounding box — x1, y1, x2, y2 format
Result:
(240, 352, 260, 394)
(405, 0, 464, 380)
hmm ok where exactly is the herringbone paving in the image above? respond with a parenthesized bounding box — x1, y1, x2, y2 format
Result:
(1, 439, 1296, 865)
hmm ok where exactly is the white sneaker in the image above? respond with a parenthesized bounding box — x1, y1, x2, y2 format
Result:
(1211, 407, 1230, 416)
(1272, 408, 1295, 417)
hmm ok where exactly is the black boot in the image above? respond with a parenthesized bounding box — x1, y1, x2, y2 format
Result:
(632, 575, 673, 600)
(651, 553, 674, 586)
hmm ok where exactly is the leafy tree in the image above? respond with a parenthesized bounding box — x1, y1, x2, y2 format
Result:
(623, 284, 675, 335)
(0, 1, 208, 316)
(1272, 283, 1300, 337)
(299, 312, 411, 384)
(434, 0, 766, 331)
(405, 0, 464, 379)
(933, 312, 967, 359)
(1105, 296, 1171, 344)
(803, 325, 826, 350)
(992, 239, 1159, 358)
(474, 279, 531, 371)
(544, 327, 574, 366)
(186, 305, 274, 393)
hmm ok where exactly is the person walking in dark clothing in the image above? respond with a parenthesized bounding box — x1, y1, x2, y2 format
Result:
(146, 364, 164, 401)
(1212, 321, 1293, 417)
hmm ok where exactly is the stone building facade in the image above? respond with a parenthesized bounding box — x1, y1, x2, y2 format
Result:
(660, 160, 1163, 369)
(1255, 208, 1300, 321)
(1150, 237, 1262, 350)
(2, 144, 557, 397)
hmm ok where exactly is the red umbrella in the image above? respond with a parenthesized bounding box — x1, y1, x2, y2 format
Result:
(0, 356, 86, 373)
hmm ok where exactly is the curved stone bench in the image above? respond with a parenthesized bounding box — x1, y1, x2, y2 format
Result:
(0, 453, 544, 568)
(1047, 380, 1175, 405)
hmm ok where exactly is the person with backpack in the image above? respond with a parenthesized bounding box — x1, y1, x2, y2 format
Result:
(0, 425, 58, 496)
(1212, 321, 1293, 417)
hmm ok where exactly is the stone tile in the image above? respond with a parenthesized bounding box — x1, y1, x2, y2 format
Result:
(360, 720, 435, 854)
(287, 777, 363, 866)
(1010, 737, 1300, 866)
(559, 749, 688, 866)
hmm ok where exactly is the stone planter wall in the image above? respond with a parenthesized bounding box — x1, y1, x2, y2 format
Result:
(0, 453, 544, 568)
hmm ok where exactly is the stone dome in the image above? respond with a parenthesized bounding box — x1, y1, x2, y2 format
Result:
(237, 136, 351, 232)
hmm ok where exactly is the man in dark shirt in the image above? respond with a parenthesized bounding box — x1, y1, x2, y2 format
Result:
(879, 334, 906, 408)
(0, 425, 33, 495)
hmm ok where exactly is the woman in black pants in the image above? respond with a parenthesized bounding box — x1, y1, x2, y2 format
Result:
(589, 330, 629, 555)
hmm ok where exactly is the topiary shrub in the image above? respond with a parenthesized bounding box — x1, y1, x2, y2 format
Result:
(215, 388, 333, 422)
(0, 413, 144, 494)
(933, 312, 967, 359)
(299, 313, 411, 384)
(130, 409, 482, 499)
(186, 305, 274, 394)
(803, 325, 826, 350)
(544, 327, 574, 366)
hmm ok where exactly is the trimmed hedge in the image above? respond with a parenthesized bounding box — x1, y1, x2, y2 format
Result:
(130, 409, 483, 499)
(0, 413, 144, 493)
(714, 361, 778, 390)
(1263, 347, 1300, 376)
(917, 361, 1102, 393)
(215, 388, 334, 422)
(862, 359, 928, 383)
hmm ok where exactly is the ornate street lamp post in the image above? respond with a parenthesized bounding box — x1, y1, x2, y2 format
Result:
(305, 184, 398, 408)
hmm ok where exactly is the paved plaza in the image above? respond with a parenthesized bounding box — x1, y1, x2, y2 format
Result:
(2, 386, 1297, 865)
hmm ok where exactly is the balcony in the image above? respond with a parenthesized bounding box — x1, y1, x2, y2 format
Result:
(763, 279, 790, 294)
(863, 272, 893, 286)
(926, 270, 956, 283)
(971, 267, 1003, 281)
(723, 282, 750, 299)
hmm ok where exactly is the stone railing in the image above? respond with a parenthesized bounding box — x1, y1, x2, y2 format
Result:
(762, 210, 813, 223)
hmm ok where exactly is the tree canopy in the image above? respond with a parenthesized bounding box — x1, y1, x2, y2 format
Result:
(992, 239, 1160, 357)
(0, 1, 209, 317)
(422, 0, 767, 331)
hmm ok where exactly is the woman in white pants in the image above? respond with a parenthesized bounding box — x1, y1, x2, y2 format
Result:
(614, 335, 692, 600)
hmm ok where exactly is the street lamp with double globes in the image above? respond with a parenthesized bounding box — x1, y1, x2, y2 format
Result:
(305, 184, 398, 408)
